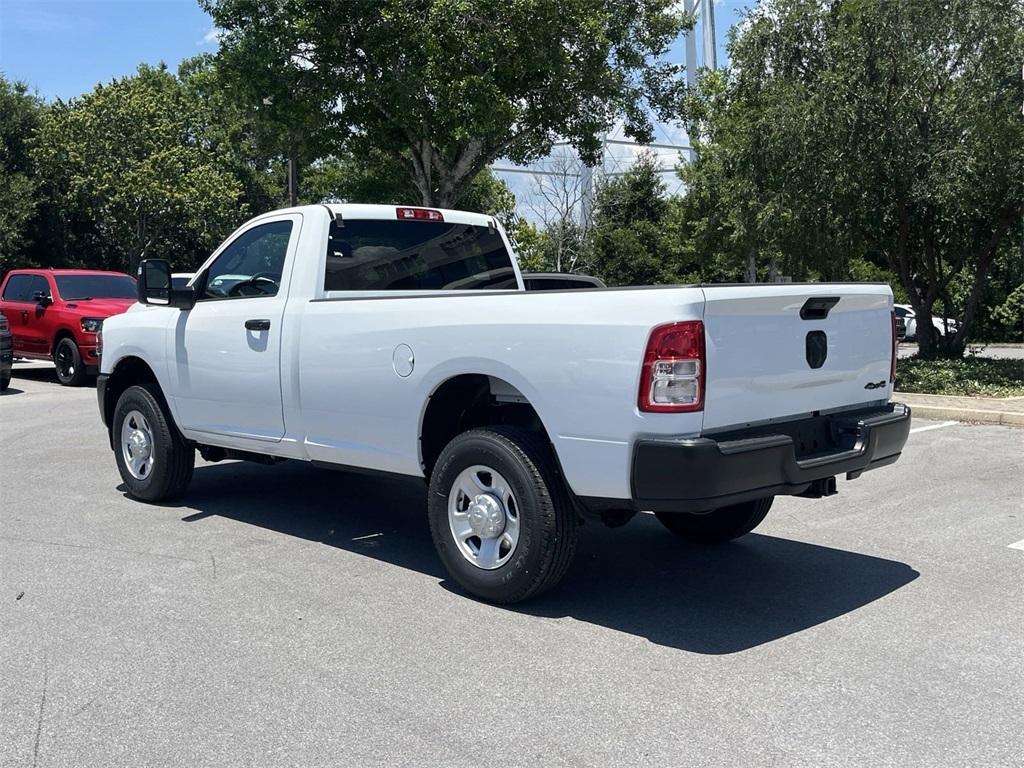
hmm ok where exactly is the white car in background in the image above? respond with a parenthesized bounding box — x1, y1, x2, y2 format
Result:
(894, 304, 957, 341)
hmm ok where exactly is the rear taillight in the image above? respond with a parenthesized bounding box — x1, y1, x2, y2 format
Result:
(639, 321, 706, 413)
(890, 311, 897, 384)
(396, 207, 444, 222)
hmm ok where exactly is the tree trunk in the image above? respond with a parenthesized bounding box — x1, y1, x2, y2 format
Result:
(914, 304, 940, 358)
(744, 251, 757, 283)
(890, 200, 944, 359)
(287, 156, 298, 207)
(947, 205, 1020, 357)
(408, 139, 487, 208)
(129, 207, 147, 275)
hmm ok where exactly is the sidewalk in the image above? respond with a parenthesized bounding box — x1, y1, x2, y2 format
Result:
(898, 392, 1024, 426)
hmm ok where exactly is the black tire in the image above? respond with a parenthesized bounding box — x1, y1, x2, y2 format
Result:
(53, 336, 85, 386)
(0, 370, 9, 392)
(112, 383, 194, 502)
(655, 497, 774, 543)
(427, 426, 578, 604)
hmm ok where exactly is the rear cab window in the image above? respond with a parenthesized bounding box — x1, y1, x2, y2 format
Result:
(323, 217, 518, 292)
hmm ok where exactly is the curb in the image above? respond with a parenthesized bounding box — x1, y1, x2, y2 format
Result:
(905, 404, 1024, 427)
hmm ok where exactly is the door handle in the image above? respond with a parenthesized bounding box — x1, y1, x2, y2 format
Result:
(245, 319, 271, 331)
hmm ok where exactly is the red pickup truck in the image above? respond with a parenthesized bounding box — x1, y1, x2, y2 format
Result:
(0, 269, 136, 386)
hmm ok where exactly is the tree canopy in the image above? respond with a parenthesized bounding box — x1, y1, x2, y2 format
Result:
(0, 79, 44, 274)
(203, 0, 693, 207)
(30, 62, 271, 273)
(682, 0, 1024, 357)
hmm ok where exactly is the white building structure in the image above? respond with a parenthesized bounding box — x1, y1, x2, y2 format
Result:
(492, 0, 719, 226)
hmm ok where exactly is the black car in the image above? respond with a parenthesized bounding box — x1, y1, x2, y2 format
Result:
(0, 312, 12, 392)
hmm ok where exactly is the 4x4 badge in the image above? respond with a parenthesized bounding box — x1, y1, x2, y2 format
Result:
(864, 380, 886, 390)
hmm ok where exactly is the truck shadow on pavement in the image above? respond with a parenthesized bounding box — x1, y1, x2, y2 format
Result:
(176, 460, 919, 654)
(8, 363, 97, 387)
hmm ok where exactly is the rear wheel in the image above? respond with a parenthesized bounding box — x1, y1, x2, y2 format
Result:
(427, 426, 578, 604)
(113, 383, 194, 502)
(0, 370, 9, 392)
(655, 497, 773, 543)
(54, 337, 85, 386)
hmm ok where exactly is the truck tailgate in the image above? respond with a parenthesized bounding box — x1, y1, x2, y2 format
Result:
(700, 284, 893, 432)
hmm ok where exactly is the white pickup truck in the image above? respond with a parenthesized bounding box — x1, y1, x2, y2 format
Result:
(97, 204, 910, 603)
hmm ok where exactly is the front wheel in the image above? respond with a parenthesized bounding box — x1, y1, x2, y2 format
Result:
(54, 337, 85, 386)
(655, 497, 774, 543)
(113, 384, 194, 502)
(427, 427, 578, 604)
(0, 370, 10, 392)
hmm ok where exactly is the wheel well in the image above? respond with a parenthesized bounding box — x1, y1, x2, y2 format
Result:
(420, 374, 550, 479)
(104, 357, 161, 439)
(52, 328, 76, 354)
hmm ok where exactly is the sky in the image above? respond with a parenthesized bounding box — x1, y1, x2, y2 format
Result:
(0, 0, 219, 101)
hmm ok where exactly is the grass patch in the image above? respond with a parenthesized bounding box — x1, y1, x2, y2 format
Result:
(896, 356, 1024, 397)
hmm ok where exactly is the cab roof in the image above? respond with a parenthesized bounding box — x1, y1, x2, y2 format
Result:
(254, 203, 498, 229)
(4, 268, 132, 277)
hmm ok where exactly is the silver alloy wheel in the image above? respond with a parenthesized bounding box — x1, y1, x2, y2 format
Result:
(448, 464, 520, 570)
(121, 409, 156, 480)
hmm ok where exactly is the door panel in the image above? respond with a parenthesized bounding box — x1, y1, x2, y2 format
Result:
(1, 274, 52, 356)
(24, 275, 54, 355)
(165, 217, 299, 442)
(168, 298, 287, 440)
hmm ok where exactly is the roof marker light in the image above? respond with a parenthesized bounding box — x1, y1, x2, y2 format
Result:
(396, 207, 444, 222)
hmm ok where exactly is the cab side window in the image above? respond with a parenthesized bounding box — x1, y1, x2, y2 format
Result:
(29, 275, 51, 302)
(1, 275, 49, 302)
(2, 275, 33, 302)
(199, 220, 293, 300)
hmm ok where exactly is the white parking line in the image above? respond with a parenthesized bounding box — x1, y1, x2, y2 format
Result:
(909, 420, 959, 435)
(1008, 539, 1024, 552)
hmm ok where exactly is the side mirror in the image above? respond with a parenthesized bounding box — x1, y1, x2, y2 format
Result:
(33, 290, 52, 307)
(137, 259, 195, 310)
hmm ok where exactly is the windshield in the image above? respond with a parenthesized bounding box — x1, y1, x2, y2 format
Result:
(55, 274, 136, 300)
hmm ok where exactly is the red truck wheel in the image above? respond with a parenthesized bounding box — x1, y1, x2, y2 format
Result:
(54, 337, 85, 386)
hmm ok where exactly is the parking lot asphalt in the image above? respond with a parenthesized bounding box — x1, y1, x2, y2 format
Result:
(2, 361, 1023, 768)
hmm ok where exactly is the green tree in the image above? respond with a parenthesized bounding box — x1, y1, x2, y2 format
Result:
(991, 283, 1024, 342)
(31, 64, 248, 273)
(204, 0, 693, 207)
(0, 77, 44, 273)
(178, 54, 285, 216)
(301, 150, 519, 224)
(588, 154, 684, 286)
(682, 0, 1024, 357)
